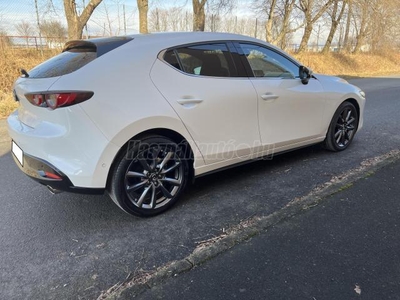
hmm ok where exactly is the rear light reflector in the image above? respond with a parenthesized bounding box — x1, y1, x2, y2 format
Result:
(26, 91, 93, 109)
(38, 170, 62, 180)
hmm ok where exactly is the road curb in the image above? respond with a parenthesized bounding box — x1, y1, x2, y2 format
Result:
(97, 149, 400, 300)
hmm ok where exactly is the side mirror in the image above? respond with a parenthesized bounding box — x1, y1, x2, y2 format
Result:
(299, 66, 312, 85)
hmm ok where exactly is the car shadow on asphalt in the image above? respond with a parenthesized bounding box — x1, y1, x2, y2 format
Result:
(183, 144, 326, 203)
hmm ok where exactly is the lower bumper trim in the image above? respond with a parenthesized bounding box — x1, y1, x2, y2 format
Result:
(11, 148, 105, 195)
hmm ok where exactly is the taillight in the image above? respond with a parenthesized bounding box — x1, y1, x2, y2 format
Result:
(32, 94, 44, 106)
(25, 91, 93, 109)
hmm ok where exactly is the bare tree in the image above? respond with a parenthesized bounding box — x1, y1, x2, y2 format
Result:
(137, 0, 149, 33)
(170, 7, 185, 31)
(15, 21, 34, 46)
(63, 0, 103, 40)
(351, 0, 368, 53)
(264, 0, 277, 41)
(192, 0, 235, 31)
(342, 0, 352, 52)
(103, 2, 113, 36)
(321, 0, 347, 53)
(40, 20, 67, 39)
(150, 8, 161, 32)
(297, 0, 334, 53)
(368, 0, 399, 52)
(192, 0, 207, 31)
(259, 0, 299, 49)
(0, 29, 11, 49)
(40, 20, 67, 48)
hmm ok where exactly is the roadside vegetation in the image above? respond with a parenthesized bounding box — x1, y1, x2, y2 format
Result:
(0, 48, 56, 118)
(1, 47, 400, 118)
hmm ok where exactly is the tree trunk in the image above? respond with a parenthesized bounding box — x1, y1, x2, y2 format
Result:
(67, 22, 81, 40)
(353, 31, 366, 53)
(353, 2, 368, 53)
(64, 0, 103, 40)
(265, 0, 277, 43)
(193, 0, 207, 31)
(322, 0, 347, 53)
(137, 0, 149, 33)
(342, 0, 352, 52)
(275, 0, 300, 48)
(297, 22, 313, 52)
(296, 0, 334, 53)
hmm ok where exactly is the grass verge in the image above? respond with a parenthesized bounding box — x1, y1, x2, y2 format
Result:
(293, 51, 400, 77)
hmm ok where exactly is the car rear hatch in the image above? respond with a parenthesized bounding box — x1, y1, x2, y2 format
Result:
(13, 36, 133, 128)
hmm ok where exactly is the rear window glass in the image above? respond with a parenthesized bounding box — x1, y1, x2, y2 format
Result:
(28, 50, 96, 78)
(28, 37, 133, 78)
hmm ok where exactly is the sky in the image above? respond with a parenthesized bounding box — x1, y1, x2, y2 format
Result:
(0, 0, 310, 44)
(0, 0, 259, 35)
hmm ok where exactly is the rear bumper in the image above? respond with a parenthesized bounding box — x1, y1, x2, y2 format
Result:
(11, 148, 104, 195)
(7, 108, 120, 189)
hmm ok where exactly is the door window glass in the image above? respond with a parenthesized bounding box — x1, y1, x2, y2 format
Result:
(239, 43, 298, 78)
(164, 43, 236, 77)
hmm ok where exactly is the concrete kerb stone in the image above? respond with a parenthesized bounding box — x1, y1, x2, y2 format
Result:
(98, 149, 400, 300)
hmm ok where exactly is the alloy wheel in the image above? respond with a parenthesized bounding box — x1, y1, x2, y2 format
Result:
(124, 144, 184, 210)
(334, 107, 356, 148)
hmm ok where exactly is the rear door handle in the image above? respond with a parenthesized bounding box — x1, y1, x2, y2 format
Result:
(177, 98, 203, 105)
(261, 93, 279, 101)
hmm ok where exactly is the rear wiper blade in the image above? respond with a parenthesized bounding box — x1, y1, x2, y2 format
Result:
(20, 69, 29, 78)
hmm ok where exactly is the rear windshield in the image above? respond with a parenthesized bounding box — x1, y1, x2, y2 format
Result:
(27, 36, 133, 78)
(28, 50, 97, 78)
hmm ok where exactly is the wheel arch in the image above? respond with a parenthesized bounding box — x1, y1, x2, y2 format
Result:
(343, 98, 360, 126)
(323, 97, 361, 137)
(323, 98, 360, 151)
(106, 128, 196, 190)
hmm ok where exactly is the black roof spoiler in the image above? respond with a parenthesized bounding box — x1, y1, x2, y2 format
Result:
(63, 36, 134, 57)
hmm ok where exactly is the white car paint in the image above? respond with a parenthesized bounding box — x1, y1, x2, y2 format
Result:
(7, 32, 365, 192)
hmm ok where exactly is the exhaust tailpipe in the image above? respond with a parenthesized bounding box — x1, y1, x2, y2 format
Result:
(47, 185, 63, 195)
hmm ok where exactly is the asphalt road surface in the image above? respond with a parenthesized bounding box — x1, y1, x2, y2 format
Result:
(137, 157, 400, 300)
(0, 76, 399, 299)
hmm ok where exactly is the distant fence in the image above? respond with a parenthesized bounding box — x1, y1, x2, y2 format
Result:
(0, 35, 337, 53)
(0, 35, 376, 53)
(0, 35, 68, 50)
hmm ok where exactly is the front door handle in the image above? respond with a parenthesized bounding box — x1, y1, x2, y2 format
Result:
(261, 93, 279, 101)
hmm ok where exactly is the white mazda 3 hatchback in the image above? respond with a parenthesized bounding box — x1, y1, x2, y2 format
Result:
(8, 32, 366, 217)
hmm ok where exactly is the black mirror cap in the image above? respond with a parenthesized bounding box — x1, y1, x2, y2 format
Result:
(299, 66, 312, 85)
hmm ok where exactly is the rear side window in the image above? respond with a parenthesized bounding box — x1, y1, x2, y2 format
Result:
(28, 37, 132, 78)
(164, 43, 237, 77)
(164, 50, 182, 71)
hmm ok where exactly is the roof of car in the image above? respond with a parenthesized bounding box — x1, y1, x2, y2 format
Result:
(125, 31, 262, 44)
(84, 31, 265, 51)
(83, 32, 301, 66)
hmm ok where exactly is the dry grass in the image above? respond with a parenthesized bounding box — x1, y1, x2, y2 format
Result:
(0, 47, 399, 118)
(0, 91, 18, 117)
(0, 48, 56, 118)
(0, 48, 57, 92)
(293, 51, 400, 77)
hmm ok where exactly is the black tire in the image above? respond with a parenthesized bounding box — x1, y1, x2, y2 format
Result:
(108, 135, 189, 217)
(324, 101, 359, 152)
